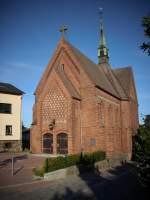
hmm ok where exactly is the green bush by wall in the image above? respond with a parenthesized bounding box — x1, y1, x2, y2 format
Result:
(33, 151, 105, 177)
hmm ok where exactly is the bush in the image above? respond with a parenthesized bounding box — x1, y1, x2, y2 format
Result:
(132, 115, 150, 187)
(77, 151, 106, 169)
(43, 154, 80, 173)
(23, 148, 32, 153)
(33, 166, 44, 177)
(78, 153, 94, 166)
(33, 150, 105, 176)
(92, 151, 106, 162)
(65, 154, 80, 166)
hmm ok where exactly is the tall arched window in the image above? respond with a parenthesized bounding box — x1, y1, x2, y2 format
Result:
(115, 107, 119, 127)
(57, 133, 68, 154)
(98, 102, 105, 127)
(108, 105, 112, 127)
(43, 133, 53, 153)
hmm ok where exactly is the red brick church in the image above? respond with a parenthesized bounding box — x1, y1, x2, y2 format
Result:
(31, 19, 138, 159)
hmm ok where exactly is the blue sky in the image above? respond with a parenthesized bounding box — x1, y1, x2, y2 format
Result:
(0, 0, 149, 127)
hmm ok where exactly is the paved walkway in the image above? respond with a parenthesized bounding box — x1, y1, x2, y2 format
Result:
(0, 159, 148, 200)
(0, 153, 45, 187)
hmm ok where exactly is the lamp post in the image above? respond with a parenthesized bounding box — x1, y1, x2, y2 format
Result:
(11, 156, 14, 176)
(49, 119, 55, 131)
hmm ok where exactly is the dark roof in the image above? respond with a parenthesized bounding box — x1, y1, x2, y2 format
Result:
(0, 82, 24, 95)
(64, 39, 135, 100)
(113, 67, 133, 97)
(56, 65, 81, 100)
(99, 63, 128, 100)
(35, 37, 133, 100)
(66, 40, 121, 99)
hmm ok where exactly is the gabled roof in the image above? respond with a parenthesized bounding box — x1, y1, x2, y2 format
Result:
(113, 67, 133, 97)
(56, 65, 81, 100)
(99, 63, 128, 100)
(0, 82, 24, 95)
(35, 36, 133, 101)
(65, 40, 121, 99)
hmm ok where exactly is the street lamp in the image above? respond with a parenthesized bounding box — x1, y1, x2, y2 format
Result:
(49, 119, 55, 130)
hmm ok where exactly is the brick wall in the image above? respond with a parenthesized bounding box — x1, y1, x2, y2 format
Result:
(30, 38, 138, 160)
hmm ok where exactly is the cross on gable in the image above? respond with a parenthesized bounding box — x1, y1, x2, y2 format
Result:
(59, 25, 68, 35)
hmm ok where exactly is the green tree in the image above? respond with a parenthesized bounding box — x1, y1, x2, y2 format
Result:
(132, 115, 150, 187)
(140, 14, 150, 55)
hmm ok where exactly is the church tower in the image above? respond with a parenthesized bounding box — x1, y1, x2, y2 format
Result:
(98, 9, 109, 64)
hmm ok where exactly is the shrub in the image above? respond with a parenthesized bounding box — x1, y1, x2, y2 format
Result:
(23, 148, 32, 153)
(78, 153, 94, 166)
(78, 151, 105, 166)
(132, 115, 150, 187)
(33, 166, 44, 177)
(92, 151, 106, 162)
(43, 158, 49, 173)
(43, 154, 80, 173)
(65, 154, 80, 167)
(33, 150, 105, 176)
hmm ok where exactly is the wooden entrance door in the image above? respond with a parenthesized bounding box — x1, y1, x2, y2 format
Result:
(57, 133, 68, 154)
(43, 133, 53, 153)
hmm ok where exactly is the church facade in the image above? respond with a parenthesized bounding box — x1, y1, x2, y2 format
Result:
(31, 22, 138, 159)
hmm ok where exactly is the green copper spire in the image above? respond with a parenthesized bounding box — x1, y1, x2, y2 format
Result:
(98, 8, 109, 64)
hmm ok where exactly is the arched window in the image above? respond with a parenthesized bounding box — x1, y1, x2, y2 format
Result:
(98, 102, 105, 127)
(108, 105, 112, 127)
(57, 133, 68, 154)
(115, 108, 119, 127)
(43, 133, 53, 153)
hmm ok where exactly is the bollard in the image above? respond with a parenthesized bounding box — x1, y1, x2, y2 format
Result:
(12, 156, 14, 176)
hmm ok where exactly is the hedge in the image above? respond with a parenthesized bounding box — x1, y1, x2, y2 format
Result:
(33, 151, 105, 177)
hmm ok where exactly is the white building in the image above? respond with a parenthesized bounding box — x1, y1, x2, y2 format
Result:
(0, 83, 24, 152)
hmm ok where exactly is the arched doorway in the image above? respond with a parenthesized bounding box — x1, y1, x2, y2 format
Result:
(57, 133, 68, 154)
(43, 133, 53, 153)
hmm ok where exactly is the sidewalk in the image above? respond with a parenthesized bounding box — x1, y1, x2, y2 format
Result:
(0, 164, 148, 200)
(0, 152, 45, 187)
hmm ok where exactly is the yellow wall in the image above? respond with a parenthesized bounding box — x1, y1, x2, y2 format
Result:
(0, 93, 22, 140)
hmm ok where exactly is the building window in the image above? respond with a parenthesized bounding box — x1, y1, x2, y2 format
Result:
(115, 108, 119, 127)
(90, 138, 96, 147)
(0, 103, 11, 114)
(108, 105, 112, 127)
(5, 125, 12, 135)
(98, 102, 105, 127)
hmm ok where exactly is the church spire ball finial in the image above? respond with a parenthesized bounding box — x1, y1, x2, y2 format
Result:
(59, 25, 68, 37)
(98, 8, 109, 64)
(99, 7, 103, 19)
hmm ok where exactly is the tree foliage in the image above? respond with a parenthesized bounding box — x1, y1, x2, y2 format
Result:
(132, 115, 150, 187)
(140, 15, 150, 55)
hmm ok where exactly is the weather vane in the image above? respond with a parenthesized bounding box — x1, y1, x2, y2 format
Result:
(59, 25, 68, 36)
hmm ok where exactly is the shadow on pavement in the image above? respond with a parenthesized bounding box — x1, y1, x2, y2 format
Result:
(0, 158, 12, 167)
(49, 187, 93, 200)
(13, 166, 24, 175)
(0, 154, 27, 168)
(50, 164, 149, 200)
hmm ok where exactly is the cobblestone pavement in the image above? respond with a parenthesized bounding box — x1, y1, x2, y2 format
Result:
(0, 162, 148, 200)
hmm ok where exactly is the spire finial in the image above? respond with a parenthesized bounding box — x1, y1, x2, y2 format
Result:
(98, 8, 109, 64)
(99, 7, 103, 21)
(60, 25, 68, 37)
